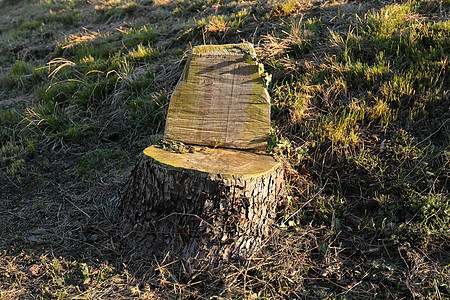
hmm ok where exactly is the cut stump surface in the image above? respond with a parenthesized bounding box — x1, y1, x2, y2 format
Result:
(143, 144, 279, 178)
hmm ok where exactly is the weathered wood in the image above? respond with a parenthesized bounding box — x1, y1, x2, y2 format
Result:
(119, 145, 284, 265)
(143, 143, 280, 178)
(118, 43, 284, 266)
(164, 43, 271, 150)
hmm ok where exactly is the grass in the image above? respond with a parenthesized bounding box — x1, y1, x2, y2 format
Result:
(0, 135, 35, 182)
(0, 0, 449, 298)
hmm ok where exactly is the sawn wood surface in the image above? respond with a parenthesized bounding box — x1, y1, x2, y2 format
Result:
(164, 44, 271, 150)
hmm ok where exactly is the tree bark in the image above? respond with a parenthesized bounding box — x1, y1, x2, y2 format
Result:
(119, 144, 284, 266)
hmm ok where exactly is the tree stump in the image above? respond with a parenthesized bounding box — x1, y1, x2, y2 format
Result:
(119, 144, 284, 265)
(118, 44, 284, 266)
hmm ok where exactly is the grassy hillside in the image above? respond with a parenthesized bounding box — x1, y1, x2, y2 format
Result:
(0, 0, 449, 298)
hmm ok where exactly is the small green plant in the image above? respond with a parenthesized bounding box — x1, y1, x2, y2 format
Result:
(74, 149, 127, 180)
(94, 0, 139, 20)
(272, 0, 298, 17)
(196, 9, 249, 37)
(197, 15, 229, 33)
(127, 43, 158, 62)
(409, 192, 450, 234)
(172, 0, 208, 15)
(17, 20, 43, 31)
(0, 106, 22, 130)
(126, 90, 169, 136)
(121, 25, 159, 48)
(0, 136, 35, 181)
(24, 100, 95, 143)
(8, 60, 33, 88)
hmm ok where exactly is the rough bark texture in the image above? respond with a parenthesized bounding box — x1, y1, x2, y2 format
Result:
(119, 148, 284, 266)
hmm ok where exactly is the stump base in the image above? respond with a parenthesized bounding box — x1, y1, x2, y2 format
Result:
(119, 145, 284, 266)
